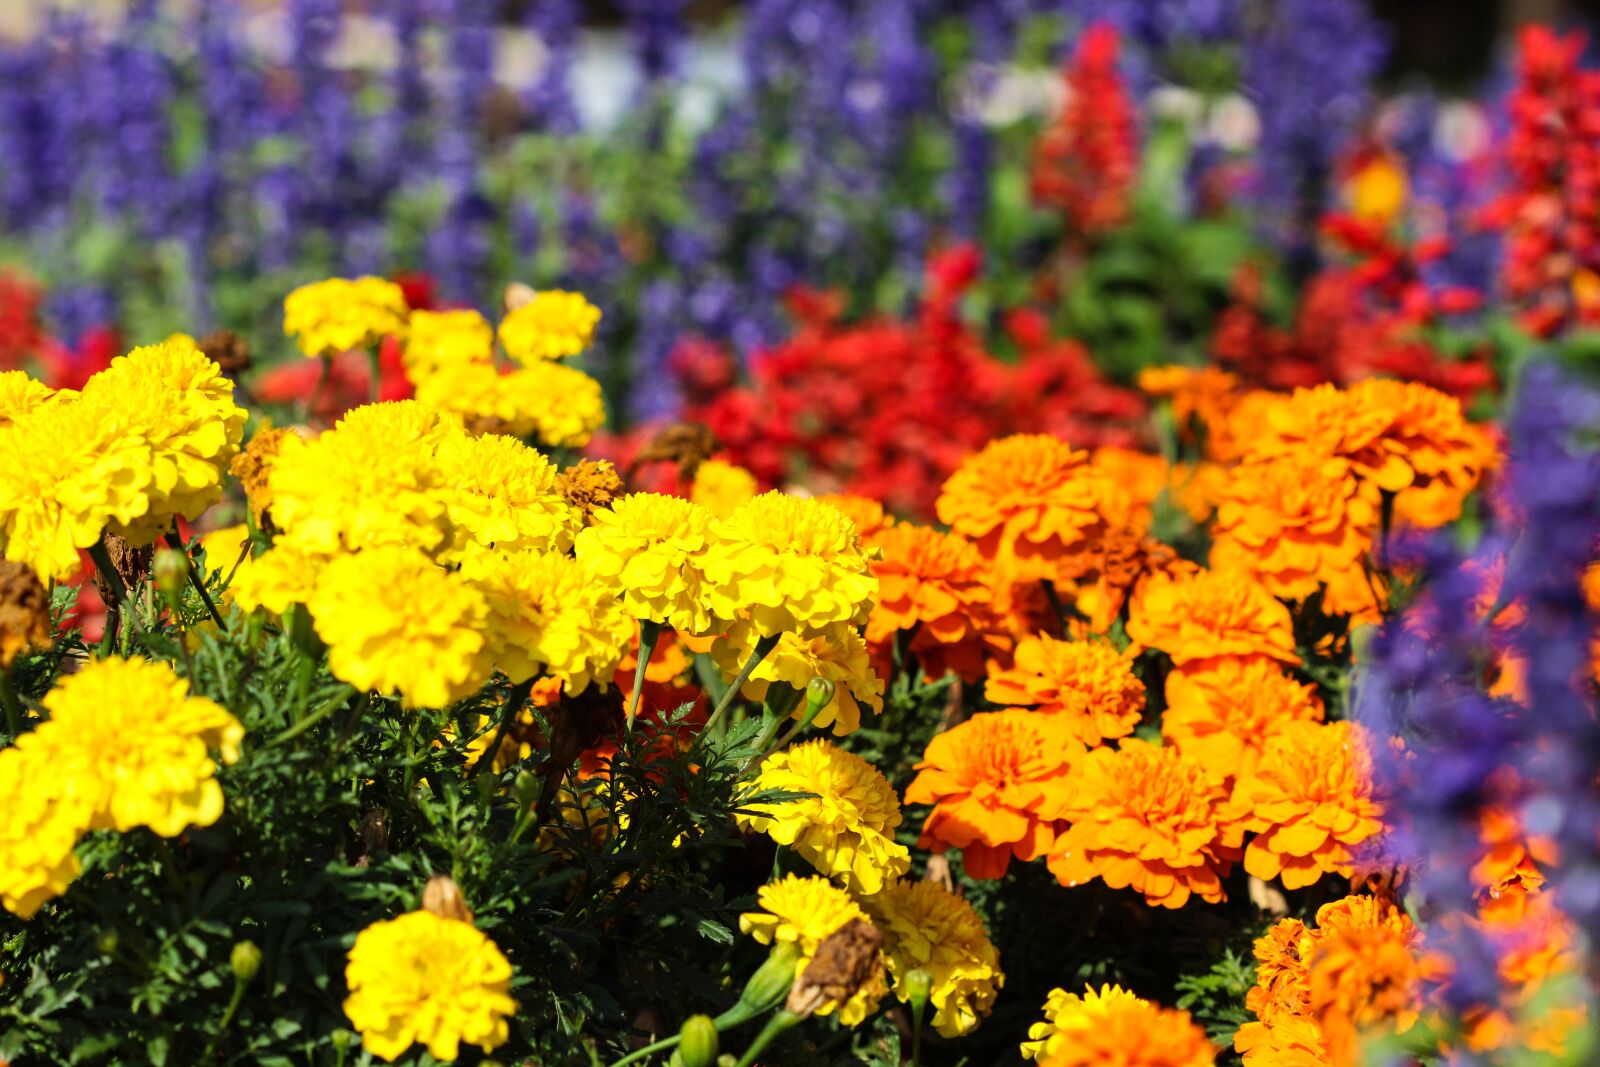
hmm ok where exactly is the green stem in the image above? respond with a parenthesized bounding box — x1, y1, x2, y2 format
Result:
(306, 354, 332, 422)
(607, 1032, 683, 1067)
(627, 620, 662, 731)
(473, 677, 536, 778)
(199, 979, 247, 1065)
(735, 1010, 801, 1067)
(272, 685, 358, 745)
(165, 530, 226, 630)
(87, 539, 129, 606)
(332, 693, 374, 753)
(367, 346, 381, 405)
(701, 633, 782, 738)
(0, 668, 22, 737)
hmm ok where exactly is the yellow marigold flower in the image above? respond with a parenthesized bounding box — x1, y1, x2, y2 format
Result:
(936, 433, 1130, 583)
(1209, 452, 1378, 604)
(905, 710, 1081, 879)
(1230, 721, 1385, 890)
(462, 547, 631, 693)
(1048, 739, 1243, 908)
(690, 457, 759, 517)
(866, 523, 995, 684)
(283, 275, 408, 358)
(985, 634, 1145, 746)
(1345, 154, 1408, 225)
(738, 874, 888, 1028)
(737, 739, 909, 894)
(0, 370, 61, 428)
(81, 338, 247, 545)
(574, 492, 716, 633)
(0, 742, 89, 918)
(498, 289, 601, 363)
(309, 546, 490, 709)
(435, 432, 579, 563)
(403, 308, 494, 378)
(343, 909, 516, 1063)
(1023, 984, 1148, 1061)
(269, 401, 460, 558)
(413, 358, 606, 449)
(1161, 659, 1324, 781)
(712, 621, 884, 735)
(42, 656, 242, 837)
(701, 492, 877, 636)
(229, 541, 326, 615)
(813, 493, 894, 542)
(1125, 569, 1298, 668)
(1034, 987, 1216, 1067)
(0, 398, 154, 580)
(865, 878, 1003, 1038)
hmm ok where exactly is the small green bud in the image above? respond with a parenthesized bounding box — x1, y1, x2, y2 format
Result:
(230, 940, 262, 983)
(152, 547, 188, 602)
(805, 676, 836, 712)
(513, 769, 540, 809)
(905, 967, 934, 1016)
(677, 1014, 719, 1067)
(95, 929, 119, 956)
(330, 1028, 355, 1051)
(737, 942, 800, 1015)
(717, 1057, 738, 1067)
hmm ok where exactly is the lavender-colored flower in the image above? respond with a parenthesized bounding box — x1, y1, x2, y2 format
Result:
(524, 0, 581, 134)
(620, 0, 689, 86)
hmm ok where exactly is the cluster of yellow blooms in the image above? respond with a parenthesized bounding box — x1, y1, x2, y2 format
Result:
(0, 657, 241, 917)
(0, 338, 245, 581)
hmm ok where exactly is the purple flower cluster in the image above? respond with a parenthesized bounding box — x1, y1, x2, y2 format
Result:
(1355, 361, 1600, 1006)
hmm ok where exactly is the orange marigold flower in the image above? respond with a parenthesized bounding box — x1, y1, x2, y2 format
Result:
(1349, 377, 1493, 528)
(1125, 569, 1298, 668)
(936, 434, 1130, 583)
(866, 523, 995, 684)
(1230, 722, 1385, 890)
(1234, 1014, 1327, 1067)
(1161, 659, 1324, 781)
(1308, 901, 1426, 1064)
(985, 634, 1145, 746)
(1209, 453, 1378, 604)
(813, 493, 894, 543)
(904, 710, 1081, 879)
(1090, 446, 1170, 532)
(1248, 383, 1409, 491)
(1047, 739, 1242, 908)
(1037, 991, 1216, 1067)
(1244, 917, 1315, 1025)
(1138, 364, 1240, 451)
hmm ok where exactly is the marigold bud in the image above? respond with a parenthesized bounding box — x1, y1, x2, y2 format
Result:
(804, 677, 837, 717)
(152, 547, 188, 601)
(677, 1014, 719, 1067)
(230, 940, 262, 983)
(736, 941, 801, 1016)
(95, 929, 119, 956)
(421, 875, 475, 925)
(904, 967, 934, 1017)
(514, 769, 540, 809)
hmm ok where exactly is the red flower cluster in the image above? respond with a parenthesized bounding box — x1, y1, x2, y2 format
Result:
(672, 248, 1147, 517)
(1482, 26, 1600, 336)
(1031, 23, 1138, 234)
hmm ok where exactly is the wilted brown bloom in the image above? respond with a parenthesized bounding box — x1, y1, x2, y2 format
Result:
(0, 559, 50, 669)
(785, 918, 885, 1018)
(95, 532, 151, 606)
(558, 460, 624, 523)
(632, 423, 721, 483)
(231, 426, 292, 525)
(198, 330, 252, 376)
(462, 414, 516, 438)
(421, 875, 474, 925)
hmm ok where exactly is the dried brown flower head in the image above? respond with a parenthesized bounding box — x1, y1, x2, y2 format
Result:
(785, 918, 885, 1019)
(632, 422, 721, 483)
(95, 532, 152, 607)
(421, 875, 474, 925)
(0, 559, 51, 669)
(557, 460, 624, 523)
(198, 330, 253, 376)
(231, 426, 292, 526)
